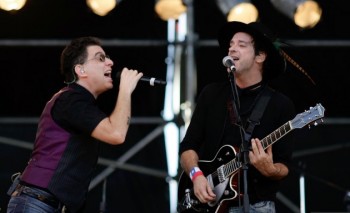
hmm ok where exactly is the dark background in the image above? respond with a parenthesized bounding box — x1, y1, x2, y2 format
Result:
(1, 0, 350, 212)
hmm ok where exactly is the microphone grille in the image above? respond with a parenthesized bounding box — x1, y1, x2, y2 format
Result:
(222, 56, 233, 68)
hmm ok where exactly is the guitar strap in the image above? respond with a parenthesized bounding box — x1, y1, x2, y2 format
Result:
(244, 86, 273, 142)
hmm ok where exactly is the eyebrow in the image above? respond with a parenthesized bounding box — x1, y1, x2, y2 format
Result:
(230, 39, 253, 46)
(93, 52, 104, 56)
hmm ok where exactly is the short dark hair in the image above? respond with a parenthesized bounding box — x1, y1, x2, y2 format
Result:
(60, 36, 101, 84)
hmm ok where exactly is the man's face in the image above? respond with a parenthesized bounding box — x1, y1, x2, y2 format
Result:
(227, 32, 256, 74)
(82, 45, 114, 94)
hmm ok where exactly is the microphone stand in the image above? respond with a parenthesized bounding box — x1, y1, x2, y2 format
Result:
(227, 69, 250, 213)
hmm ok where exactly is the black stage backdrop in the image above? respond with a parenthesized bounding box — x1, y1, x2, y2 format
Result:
(1, 0, 350, 212)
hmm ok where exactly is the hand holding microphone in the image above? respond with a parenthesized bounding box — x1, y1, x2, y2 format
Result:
(117, 68, 144, 94)
(116, 70, 166, 86)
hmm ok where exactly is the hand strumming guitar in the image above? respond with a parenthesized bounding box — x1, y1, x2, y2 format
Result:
(192, 175, 216, 203)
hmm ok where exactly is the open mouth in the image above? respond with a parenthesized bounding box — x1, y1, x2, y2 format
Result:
(104, 72, 111, 78)
(231, 56, 239, 61)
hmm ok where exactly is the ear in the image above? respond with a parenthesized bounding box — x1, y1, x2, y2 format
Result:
(74, 65, 86, 77)
(256, 51, 267, 64)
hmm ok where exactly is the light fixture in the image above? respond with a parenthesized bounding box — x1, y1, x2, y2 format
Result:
(216, 0, 258, 23)
(270, 0, 322, 29)
(0, 0, 26, 11)
(155, 0, 187, 21)
(86, 0, 118, 16)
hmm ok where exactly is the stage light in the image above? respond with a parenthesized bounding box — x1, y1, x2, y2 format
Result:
(155, 0, 187, 21)
(0, 0, 26, 11)
(270, 0, 322, 29)
(86, 0, 118, 16)
(216, 0, 258, 23)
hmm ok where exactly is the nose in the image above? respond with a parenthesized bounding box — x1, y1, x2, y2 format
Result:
(106, 57, 114, 66)
(228, 45, 236, 55)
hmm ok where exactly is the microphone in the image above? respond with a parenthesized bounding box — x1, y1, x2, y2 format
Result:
(222, 56, 236, 72)
(115, 72, 167, 86)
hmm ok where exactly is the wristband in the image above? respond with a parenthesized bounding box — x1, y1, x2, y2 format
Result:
(189, 167, 203, 181)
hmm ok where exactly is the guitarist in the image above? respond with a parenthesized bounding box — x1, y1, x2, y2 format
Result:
(179, 21, 296, 213)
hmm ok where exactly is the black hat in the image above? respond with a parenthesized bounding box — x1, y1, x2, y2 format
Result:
(218, 21, 286, 80)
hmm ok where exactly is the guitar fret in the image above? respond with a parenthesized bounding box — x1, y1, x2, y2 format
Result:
(262, 140, 268, 148)
(272, 131, 276, 142)
(236, 162, 241, 170)
(262, 122, 292, 149)
(285, 123, 291, 132)
(224, 159, 241, 178)
(262, 137, 267, 149)
(224, 163, 230, 177)
(276, 128, 281, 138)
(282, 124, 287, 134)
(224, 163, 229, 177)
(227, 160, 235, 176)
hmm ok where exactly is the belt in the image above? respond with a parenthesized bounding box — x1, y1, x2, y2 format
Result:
(12, 184, 61, 209)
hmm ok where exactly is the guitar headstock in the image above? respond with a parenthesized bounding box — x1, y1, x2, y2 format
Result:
(291, 103, 325, 129)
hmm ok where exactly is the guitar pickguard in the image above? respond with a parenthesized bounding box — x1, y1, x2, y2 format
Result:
(177, 145, 240, 213)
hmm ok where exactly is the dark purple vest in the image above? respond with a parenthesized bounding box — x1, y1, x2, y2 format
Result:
(21, 87, 71, 188)
(21, 86, 100, 212)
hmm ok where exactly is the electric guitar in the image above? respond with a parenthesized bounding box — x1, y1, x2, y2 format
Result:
(177, 103, 325, 213)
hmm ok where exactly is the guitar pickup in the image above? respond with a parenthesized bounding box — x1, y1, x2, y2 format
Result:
(217, 165, 226, 183)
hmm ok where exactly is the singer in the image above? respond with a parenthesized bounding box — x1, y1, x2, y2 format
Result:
(178, 21, 297, 213)
(6, 37, 143, 213)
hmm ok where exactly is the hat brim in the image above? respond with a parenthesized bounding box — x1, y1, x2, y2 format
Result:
(218, 21, 286, 80)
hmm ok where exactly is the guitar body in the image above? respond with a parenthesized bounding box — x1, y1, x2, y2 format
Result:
(177, 145, 240, 213)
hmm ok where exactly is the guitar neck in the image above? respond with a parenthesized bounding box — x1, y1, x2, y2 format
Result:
(261, 121, 292, 150)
